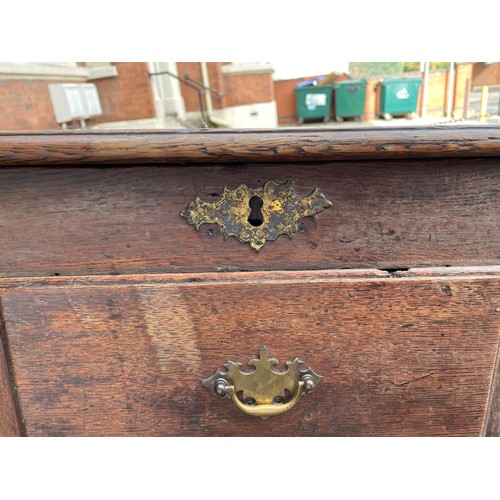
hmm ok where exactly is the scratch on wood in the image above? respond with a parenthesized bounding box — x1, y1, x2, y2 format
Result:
(390, 373, 434, 388)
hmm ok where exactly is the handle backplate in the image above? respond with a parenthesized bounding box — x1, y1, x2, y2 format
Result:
(202, 346, 323, 419)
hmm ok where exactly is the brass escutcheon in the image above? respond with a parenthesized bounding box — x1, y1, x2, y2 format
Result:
(202, 346, 323, 419)
(181, 179, 332, 251)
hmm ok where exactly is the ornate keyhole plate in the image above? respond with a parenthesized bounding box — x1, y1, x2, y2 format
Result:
(180, 178, 332, 251)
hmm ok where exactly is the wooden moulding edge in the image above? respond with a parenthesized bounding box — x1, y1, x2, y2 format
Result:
(0, 126, 499, 165)
(0, 265, 499, 289)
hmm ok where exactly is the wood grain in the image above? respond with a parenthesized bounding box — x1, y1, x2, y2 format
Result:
(0, 158, 498, 277)
(1, 126, 499, 165)
(484, 338, 500, 436)
(0, 266, 496, 289)
(0, 305, 22, 436)
(2, 271, 499, 436)
(1, 128, 499, 437)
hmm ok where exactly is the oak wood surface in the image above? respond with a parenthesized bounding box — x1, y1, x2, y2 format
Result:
(0, 158, 498, 277)
(2, 271, 499, 436)
(1, 126, 500, 165)
(0, 308, 22, 436)
(1, 128, 499, 437)
(485, 338, 500, 436)
(0, 266, 497, 288)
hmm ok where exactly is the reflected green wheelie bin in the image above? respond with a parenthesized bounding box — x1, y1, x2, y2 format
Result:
(295, 84, 334, 124)
(377, 77, 422, 120)
(331, 79, 367, 122)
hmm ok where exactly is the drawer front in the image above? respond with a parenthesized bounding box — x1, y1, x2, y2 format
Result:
(0, 159, 499, 278)
(2, 270, 500, 436)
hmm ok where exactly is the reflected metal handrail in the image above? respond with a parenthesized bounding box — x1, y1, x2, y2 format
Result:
(148, 69, 223, 128)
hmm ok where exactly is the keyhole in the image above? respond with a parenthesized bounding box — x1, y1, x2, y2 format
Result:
(248, 196, 264, 227)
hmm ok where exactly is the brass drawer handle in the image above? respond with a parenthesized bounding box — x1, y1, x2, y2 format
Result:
(181, 179, 332, 251)
(202, 346, 323, 420)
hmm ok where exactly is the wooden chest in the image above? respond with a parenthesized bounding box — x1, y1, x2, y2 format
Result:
(0, 126, 499, 436)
